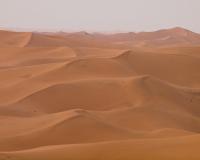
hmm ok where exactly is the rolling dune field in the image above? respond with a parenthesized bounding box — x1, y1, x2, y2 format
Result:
(0, 27, 200, 160)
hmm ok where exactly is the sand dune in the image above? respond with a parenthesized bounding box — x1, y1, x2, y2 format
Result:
(0, 30, 32, 47)
(129, 27, 200, 47)
(2, 136, 200, 160)
(0, 49, 200, 106)
(0, 110, 137, 151)
(1, 75, 200, 114)
(0, 46, 76, 68)
(0, 28, 200, 159)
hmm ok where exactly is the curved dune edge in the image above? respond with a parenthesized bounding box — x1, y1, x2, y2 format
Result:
(1, 135, 200, 160)
(1, 49, 200, 105)
(0, 108, 198, 151)
(2, 48, 200, 103)
(1, 75, 200, 114)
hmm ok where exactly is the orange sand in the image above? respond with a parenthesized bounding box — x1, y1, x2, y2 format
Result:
(0, 27, 200, 160)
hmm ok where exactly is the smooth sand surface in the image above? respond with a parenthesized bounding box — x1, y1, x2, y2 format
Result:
(0, 27, 200, 160)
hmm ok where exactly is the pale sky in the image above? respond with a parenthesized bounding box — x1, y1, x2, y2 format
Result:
(0, 0, 200, 33)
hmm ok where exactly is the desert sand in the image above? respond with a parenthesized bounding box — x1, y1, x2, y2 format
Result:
(0, 27, 200, 160)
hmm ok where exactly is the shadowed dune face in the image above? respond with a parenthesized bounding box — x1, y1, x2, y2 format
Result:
(0, 30, 32, 47)
(0, 28, 200, 160)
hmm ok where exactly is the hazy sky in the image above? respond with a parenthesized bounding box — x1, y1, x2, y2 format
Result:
(0, 0, 200, 32)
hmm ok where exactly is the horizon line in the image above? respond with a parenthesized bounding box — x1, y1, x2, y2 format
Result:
(0, 26, 199, 34)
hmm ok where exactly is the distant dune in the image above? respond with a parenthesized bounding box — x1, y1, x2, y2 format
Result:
(0, 27, 200, 160)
